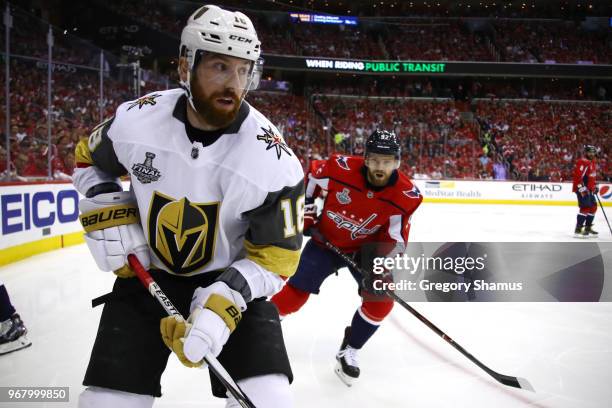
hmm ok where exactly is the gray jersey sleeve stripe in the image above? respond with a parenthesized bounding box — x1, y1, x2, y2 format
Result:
(243, 179, 305, 251)
(90, 118, 127, 177)
(216, 267, 253, 303)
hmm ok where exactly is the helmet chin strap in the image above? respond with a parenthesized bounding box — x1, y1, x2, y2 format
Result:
(179, 69, 199, 113)
(178, 50, 199, 114)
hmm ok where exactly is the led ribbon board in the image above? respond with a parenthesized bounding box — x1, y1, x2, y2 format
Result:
(303, 59, 446, 73)
(262, 55, 612, 78)
(289, 13, 358, 26)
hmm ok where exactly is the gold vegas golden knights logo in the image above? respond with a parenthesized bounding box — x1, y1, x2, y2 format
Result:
(148, 192, 220, 275)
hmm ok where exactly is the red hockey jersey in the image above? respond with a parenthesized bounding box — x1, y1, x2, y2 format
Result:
(572, 157, 597, 192)
(307, 154, 423, 254)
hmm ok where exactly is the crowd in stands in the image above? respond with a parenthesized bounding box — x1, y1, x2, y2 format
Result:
(494, 21, 611, 64)
(469, 78, 609, 101)
(0, 60, 133, 180)
(307, 76, 611, 104)
(476, 100, 610, 182)
(103, 0, 182, 35)
(254, 16, 297, 56)
(245, 91, 324, 169)
(307, 78, 443, 99)
(493, 21, 539, 63)
(1, 1, 610, 183)
(291, 24, 384, 59)
(2, 7, 102, 67)
(384, 22, 494, 62)
(90, 1, 611, 64)
(311, 96, 481, 178)
(2, 62, 610, 182)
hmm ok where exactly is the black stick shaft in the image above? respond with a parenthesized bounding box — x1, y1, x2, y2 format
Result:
(595, 194, 612, 235)
(127, 255, 257, 408)
(321, 240, 533, 391)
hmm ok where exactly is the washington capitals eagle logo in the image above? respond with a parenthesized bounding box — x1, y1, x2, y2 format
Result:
(403, 186, 422, 199)
(256, 126, 291, 160)
(335, 155, 350, 170)
(127, 93, 162, 110)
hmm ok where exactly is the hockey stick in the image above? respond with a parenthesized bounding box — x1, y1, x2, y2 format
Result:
(127, 255, 257, 408)
(320, 240, 535, 392)
(595, 193, 612, 236)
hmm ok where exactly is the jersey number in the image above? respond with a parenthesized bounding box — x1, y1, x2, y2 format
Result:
(281, 195, 305, 238)
(88, 116, 113, 152)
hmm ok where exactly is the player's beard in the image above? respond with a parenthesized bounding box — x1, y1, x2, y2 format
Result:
(190, 80, 242, 129)
(367, 168, 391, 186)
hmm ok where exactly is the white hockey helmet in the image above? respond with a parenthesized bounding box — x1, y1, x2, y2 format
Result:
(179, 5, 263, 101)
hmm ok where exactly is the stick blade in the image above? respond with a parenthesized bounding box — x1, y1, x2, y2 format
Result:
(497, 374, 535, 392)
(517, 377, 535, 392)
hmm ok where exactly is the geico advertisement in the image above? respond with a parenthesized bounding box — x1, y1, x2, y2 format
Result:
(0, 183, 82, 250)
(415, 180, 577, 202)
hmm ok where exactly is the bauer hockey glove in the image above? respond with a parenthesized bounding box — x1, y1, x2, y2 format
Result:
(160, 281, 246, 367)
(577, 184, 588, 196)
(79, 191, 150, 278)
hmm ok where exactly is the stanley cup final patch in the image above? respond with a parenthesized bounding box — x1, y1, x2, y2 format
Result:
(132, 152, 162, 184)
(336, 188, 352, 204)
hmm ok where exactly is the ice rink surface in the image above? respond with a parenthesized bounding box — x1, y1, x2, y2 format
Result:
(1, 202, 611, 407)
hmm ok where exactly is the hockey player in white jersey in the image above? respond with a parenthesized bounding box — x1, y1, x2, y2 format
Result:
(73, 5, 304, 407)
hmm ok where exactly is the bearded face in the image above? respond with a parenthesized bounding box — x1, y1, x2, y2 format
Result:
(190, 77, 241, 128)
(365, 153, 399, 186)
(188, 52, 252, 129)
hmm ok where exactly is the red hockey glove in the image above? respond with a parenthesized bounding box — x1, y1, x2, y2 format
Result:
(303, 203, 318, 235)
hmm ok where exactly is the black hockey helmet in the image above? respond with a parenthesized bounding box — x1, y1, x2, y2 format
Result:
(584, 144, 598, 154)
(365, 130, 400, 159)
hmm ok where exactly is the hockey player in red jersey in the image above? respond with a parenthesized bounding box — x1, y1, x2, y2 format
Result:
(572, 145, 599, 237)
(271, 130, 423, 386)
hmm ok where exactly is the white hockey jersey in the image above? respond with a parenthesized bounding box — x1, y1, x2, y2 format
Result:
(73, 89, 304, 298)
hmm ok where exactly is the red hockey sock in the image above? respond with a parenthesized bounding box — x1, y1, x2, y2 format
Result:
(271, 284, 310, 316)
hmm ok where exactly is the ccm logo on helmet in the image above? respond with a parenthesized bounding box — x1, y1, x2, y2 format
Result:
(229, 34, 253, 44)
